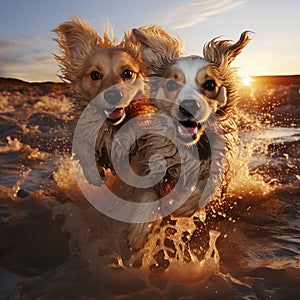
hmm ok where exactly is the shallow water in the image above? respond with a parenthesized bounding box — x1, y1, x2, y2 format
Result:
(0, 78, 299, 299)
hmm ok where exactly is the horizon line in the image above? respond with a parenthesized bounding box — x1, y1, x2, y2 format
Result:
(1, 74, 300, 84)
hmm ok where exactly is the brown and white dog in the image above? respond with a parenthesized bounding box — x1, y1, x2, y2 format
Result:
(53, 15, 149, 185)
(124, 29, 251, 250)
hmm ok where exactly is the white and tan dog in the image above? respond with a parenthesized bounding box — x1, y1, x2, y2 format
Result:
(125, 29, 251, 250)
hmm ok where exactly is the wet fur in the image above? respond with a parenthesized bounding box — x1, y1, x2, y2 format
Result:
(125, 30, 251, 250)
(96, 25, 184, 179)
(53, 18, 251, 251)
(53, 16, 149, 185)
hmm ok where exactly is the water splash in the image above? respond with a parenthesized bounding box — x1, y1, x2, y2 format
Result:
(52, 159, 224, 284)
(0, 136, 23, 153)
(47, 103, 299, 295)
(7, 169, 31, 200)
(227, 137, 273, 199)
(52, 155, 85, 203)
(107, 218, 222, 290)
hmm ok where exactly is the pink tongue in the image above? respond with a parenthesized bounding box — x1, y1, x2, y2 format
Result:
(178, 123, 197, 136)
(186, 127, 196, 135)
(108, 108, 123, 119)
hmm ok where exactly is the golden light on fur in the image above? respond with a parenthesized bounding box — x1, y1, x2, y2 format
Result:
(125, 30, 251, 250)
(53, 16, 151, 186)
(53, 15, 145, 112)
(54, 18, 252, 251)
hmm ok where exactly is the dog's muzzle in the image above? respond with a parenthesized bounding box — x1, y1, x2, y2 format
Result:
(176, 99, 202, 144)
(103, 88, 126, 125)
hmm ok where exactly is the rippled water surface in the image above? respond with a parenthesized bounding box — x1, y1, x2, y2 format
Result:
(0, 78, 299, 299)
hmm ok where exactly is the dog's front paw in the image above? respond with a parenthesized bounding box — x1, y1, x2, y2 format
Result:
(128, 223, 153, 251)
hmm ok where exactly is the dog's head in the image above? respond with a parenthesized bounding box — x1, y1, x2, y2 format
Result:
(53, 15, 145, 125)
(132, 29, 251, 144)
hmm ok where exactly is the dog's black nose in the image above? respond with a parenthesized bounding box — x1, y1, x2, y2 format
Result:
(179, 99, 199, 117)
(104, 88, 123, 105)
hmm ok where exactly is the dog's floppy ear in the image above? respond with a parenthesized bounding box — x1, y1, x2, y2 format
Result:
(126, 26, 183, 76)
(53, 15, 99, 62)
(203, 31, 252, 65)
(224, 31, 252, 63)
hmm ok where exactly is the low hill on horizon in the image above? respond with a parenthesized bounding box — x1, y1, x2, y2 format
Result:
(0, 77, 70, 97)
(252, 74, 300, 86)
(1, 74, 300, 88)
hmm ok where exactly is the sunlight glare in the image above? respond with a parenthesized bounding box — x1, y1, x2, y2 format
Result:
(242, 75, 253, 86)
(238, 71, 253, 87)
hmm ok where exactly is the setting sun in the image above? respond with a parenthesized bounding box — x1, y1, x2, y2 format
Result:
(242, 75, 253, 86)
(238, 71, 253, 87)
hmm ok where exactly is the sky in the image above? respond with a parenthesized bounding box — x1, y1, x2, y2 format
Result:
(0, 0, 299, 82)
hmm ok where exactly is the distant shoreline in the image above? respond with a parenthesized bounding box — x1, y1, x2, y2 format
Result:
(252, 75, 300, 86)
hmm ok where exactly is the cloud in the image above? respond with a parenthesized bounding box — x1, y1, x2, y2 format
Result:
(163, 0, 245, 29)
(0, 36, 58, 82)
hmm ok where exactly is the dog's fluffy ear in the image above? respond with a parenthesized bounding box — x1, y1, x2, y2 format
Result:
(53, 15, 99, 62)
(203, 31, 252, 65)
(224, 31, 252, 63)
(126, 26, 183, 76)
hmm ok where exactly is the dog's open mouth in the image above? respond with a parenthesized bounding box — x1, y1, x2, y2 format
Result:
(104, 108, 126, 125)
(176, 120, 200, 143)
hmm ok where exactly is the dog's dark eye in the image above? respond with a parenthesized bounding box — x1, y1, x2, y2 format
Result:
(203, 80, 216, 91)
(166, 80, 179, 91)
(122, 69, 134, 79)
(90, 70, 102, 80)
